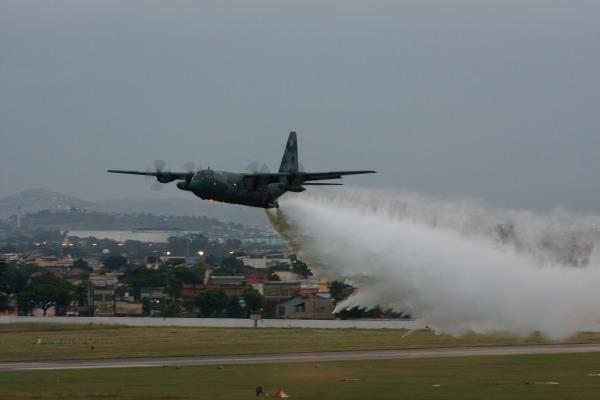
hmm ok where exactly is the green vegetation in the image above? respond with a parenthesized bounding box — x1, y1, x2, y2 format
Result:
(2, 323, 600, 362)
(0, 260, 267, 318)
(3, 353, 600, 399)
(16, 273, 77, 316)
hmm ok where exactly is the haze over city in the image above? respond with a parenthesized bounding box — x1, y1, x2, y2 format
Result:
(2, 0, 600, 214)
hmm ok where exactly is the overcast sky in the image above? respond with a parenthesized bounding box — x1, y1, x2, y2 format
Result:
(1, 0, 599, 212)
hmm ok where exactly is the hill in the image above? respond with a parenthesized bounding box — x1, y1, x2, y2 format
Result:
(0, 189, 267, 227)
(0, 189, 95, 217)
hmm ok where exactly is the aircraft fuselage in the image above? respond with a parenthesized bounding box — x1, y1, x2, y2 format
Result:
(177, 169, 286, 208)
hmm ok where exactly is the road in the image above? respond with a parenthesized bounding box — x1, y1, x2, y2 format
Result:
(2, 344, 600, 372)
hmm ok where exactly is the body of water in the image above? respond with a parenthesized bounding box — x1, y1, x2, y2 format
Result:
(67, 230, 182, 243)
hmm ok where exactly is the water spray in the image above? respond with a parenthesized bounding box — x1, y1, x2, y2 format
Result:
(268, 187, 600, 338)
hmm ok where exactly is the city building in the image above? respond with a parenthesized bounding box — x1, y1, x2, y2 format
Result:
(115, 301, 143, 316)
(89, 276, 117, 316)
(181, 276, 250, 299)
(275, 293, 335, 319)
(240, 253, 291, 269)
(260, 281, 301, 302)
(140, 287, 168, 316)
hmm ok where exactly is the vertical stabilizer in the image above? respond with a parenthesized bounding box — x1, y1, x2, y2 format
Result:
(279, 131, 299, 173)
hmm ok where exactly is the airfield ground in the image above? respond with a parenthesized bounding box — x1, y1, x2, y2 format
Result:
(2, 323, 600, 362)
(2, 323, 600, 399)
(2, 353, 600, 399)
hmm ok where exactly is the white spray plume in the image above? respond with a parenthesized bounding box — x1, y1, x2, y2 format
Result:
(268, 187, 600, 338)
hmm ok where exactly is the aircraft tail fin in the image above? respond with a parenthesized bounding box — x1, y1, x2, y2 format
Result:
(279, 131, 299, 173)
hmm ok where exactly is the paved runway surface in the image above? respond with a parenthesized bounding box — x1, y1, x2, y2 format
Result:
(2, 344, 600, 372)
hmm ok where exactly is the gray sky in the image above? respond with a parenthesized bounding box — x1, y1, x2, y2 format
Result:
(1, 0, 599, 212)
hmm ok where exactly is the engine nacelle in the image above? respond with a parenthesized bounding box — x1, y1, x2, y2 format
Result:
(157, 174, 176, 184)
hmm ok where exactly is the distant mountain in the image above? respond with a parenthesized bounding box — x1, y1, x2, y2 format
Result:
(0, 189, 267, 227)
(0, 189, 95, 217)
(96, 197, 267, 227)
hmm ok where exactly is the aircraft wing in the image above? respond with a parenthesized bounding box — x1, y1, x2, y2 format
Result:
(242, 170, 376, 188)
(107, 170, 191, 180)
(303, 170, 376, 182)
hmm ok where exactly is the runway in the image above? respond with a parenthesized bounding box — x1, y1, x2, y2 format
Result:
(2, 344, 600, 372)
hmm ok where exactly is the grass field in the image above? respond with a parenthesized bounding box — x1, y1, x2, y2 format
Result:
(2, 323, 600, 362)
(2, 352, 600, 399)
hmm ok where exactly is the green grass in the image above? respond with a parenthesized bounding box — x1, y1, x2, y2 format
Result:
(2, 323, 600, 362)
(2, 352, 600, 399)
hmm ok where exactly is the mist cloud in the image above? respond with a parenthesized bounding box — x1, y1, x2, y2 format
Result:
(268, 188, 600, 338)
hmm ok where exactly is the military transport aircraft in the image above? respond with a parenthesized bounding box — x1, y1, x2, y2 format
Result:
(108, 131, 376, 209)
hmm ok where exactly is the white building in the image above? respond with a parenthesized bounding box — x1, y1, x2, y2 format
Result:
(240, 254, 291, 269)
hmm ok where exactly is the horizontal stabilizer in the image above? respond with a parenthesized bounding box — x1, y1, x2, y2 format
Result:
(303, 182, 343, 186)
(304, 170, 376, 181)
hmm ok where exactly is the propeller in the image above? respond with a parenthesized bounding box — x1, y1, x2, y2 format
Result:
(144, 160, 171, 190)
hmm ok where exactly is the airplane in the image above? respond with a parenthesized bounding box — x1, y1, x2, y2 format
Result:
(108, 131, 376, 209)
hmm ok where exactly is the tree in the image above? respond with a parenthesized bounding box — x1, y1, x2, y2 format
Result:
(0, 292, 8, 312)
(221, 255, 244, 269)
(241, 288, 265, 315)
(119, 265, 164, 299)
(103, 255, 128, 272)
(336, 306, 385, 320)
(161, 302, 181, 318)
(291, 260, 313, 278)
(3, 262, 40, 295)
(0, 261, 10, 311)
(193, 289, 227, 317)
(267, 272, 280, 281)
(204, 254, 220, 267)
(0, 262, 9, 297)
(224, 296, 245, 318)
(329, 281, 352, 304)
(268, 263, 291, 272)
(72, 258, 92, 272)
(167, 234, 209, 257)
(17, 273, 76, 316)
(189, 263, 208, 282)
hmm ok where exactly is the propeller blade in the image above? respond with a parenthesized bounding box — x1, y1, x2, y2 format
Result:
(149, 160, 170, 190)
(151, 180, 163, 191)
(144, 168, 154, 181)
(153, 159, 166, 171)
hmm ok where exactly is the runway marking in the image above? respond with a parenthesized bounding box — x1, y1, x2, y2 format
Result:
(1, 344, 600, 372)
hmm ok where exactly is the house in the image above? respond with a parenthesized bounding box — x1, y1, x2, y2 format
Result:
(299, 279, 330, 296)
(140, 287, 168, 300)
(27, 256, 72, 268)
(115, 301, 143, 316)
(181, 276, 251, 299)
(140, 287, 168, 316)
(273, 270, 302, 281)
(261, 281, 301, 302)
(89, 276, 117, 316)
(243, 272, 268, 286)
(181, 283, 205, 300)
(240, 253, 292, 269)
(275, 293, 335, 319)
